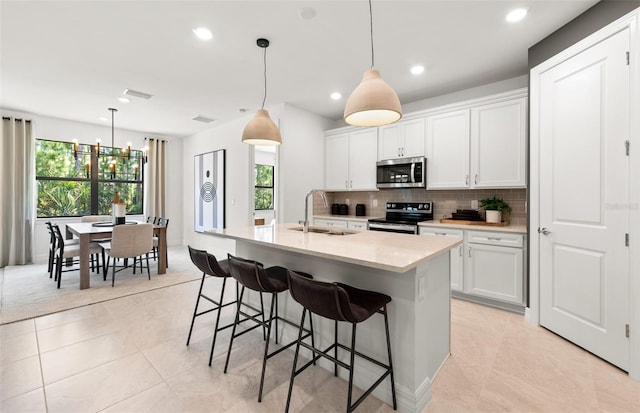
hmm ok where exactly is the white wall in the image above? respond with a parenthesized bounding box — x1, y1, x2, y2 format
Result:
(181, 103, 332, 258)
(278, 104, 334, 223)
(1, 109, 183, 262)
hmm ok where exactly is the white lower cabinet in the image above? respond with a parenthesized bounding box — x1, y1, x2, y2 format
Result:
(420, 227, 525, 307)
(419, 228, 464, 291)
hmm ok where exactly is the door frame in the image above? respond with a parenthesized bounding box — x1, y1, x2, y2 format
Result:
(529, 9, 639, 380)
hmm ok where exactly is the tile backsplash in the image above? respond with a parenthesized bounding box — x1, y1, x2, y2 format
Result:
(314, 188, 527, 226)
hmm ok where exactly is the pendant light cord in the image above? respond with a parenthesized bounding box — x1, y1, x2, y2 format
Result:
(261, 46, 267, 110)
(369, 0, 374, 69)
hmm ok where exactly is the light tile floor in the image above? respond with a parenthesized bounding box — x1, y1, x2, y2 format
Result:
(1, 259, 639, 412)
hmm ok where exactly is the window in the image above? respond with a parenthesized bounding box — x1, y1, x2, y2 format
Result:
(36, 139, 144, 218)
(254, 164, 274, 210)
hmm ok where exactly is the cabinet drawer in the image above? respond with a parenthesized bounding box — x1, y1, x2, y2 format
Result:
(314, 218, 348, 228)
(347, 221, 368, 230)
(466, 230, 523, 248)
(419, 227, 463, 239)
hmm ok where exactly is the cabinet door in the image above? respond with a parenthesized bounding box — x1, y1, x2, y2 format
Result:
(401, 118, 425, 158)
(426, 110, 470, 189)
(378, 123, 402, 160)
(450, 244, 464, 292)
(348, 128, 378, 190)
(464, 243, 523, 304)
(325, 133, 349, 190)
(470, 98, 526, 188)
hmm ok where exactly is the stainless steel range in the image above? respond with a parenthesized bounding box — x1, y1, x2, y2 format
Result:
(368, 202, 433, 234)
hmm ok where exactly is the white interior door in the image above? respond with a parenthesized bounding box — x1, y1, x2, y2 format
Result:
(538, 28, 630, 370)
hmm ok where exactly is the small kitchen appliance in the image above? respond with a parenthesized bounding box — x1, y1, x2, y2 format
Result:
(355, 204, 366, 216)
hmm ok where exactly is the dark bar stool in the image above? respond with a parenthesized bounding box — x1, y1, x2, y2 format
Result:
(187, 246, 256, 366)
(285, 270, 397, 413)
(224, 254, 315, 402)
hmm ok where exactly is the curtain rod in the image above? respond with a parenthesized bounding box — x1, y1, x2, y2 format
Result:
(144, 137, 167, 143)
(2, 117, 32, 123)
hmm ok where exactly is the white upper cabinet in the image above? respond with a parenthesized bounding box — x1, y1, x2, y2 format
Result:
(325, 128, 377, 191)
(426, 110, 471, 189)
(471, 97, 527, 188)
(378, 118, 425, 160)
(426, 91, 527, 189)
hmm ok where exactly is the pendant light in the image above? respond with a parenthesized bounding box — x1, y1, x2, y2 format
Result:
(344, 0, 402, 127)
(241, 38, 282, 145)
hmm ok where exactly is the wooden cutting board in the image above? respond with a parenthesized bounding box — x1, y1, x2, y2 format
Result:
(439, 219, 510, 226)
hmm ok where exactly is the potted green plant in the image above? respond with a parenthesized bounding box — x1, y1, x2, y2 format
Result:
(479, 196, 511, 223)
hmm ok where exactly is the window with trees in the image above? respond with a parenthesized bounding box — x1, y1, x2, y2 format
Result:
(254, 164, 274, 210)
(36, 139, 144, 218)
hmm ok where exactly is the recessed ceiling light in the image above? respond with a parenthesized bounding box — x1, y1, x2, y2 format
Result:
(299, 7, 316, 20)
(117, 97, 130, 103)
(192, 27, 213, 41)
(410, 65, 425, 75)
(506, 8, 527, 23)
(98, 117, 109, 122)
(331, 92, 342, 100)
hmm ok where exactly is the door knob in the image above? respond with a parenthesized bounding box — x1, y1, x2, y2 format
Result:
(538, 227, 551, 235)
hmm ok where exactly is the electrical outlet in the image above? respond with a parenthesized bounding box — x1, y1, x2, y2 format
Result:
(372, 199, 378, 207)
(345, 198, 350, 205)
(471, 199, 478, 209)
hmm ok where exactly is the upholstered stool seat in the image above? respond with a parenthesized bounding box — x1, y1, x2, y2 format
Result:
(224, 254, 315, 402)
(285, 270, 397, 413)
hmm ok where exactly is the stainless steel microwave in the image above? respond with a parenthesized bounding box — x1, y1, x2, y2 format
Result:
(376, 157, 426, 189)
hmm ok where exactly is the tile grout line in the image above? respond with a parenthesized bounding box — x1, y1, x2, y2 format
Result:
(33, 318, 50, 413)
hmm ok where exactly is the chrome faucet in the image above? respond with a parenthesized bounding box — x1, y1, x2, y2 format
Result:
(301, 189, 328, 233)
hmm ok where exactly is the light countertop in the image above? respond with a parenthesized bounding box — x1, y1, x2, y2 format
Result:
(206, 223, 461, 273)
(419, 221, 527, 234)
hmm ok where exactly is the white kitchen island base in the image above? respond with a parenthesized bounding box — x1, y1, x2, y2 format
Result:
(214, 225, 457, 413)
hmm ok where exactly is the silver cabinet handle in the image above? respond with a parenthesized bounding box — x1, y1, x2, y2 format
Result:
(345, 180, 348, 189)
(538, 227, 551, 236)
(465, 175, 469, 186)
(459, 245, 463, 256)
(468, 247, 472, 257)
(474, 174, 478, 184)
(435, 232, 447, 236)
(488, 237, 502, 241)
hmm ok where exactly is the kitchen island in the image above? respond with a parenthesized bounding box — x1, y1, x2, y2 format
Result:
(206, 223, 461, 413)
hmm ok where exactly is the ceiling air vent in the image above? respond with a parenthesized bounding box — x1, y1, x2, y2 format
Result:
(123, 88, 153, 100)
(192, 115, 215, 123)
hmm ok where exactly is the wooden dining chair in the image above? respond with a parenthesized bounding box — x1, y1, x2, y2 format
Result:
(100, 223, 153, 287)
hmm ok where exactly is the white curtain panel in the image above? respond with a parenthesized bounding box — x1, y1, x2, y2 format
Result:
(0, 117, 35, 267)
(143, 138, 166, 220)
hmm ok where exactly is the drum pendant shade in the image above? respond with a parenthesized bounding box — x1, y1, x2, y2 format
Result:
(241, 109, 282, 145)
(344, 69, 402, 127)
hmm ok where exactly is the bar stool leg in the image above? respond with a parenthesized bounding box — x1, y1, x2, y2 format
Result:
(285, 308, 307, 413)
(259, 292, 267, 340)
(258, 293, 277, 402)
(224, 286, 245, 373)
(208, 278, 228, 366)
(334, 320, 339, 376)
(382, 305, 398, 409)
(346, 323, 357, 413)
(308, 312, 316, 366)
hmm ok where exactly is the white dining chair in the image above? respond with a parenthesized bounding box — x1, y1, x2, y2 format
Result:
(100, 223, 153, 287)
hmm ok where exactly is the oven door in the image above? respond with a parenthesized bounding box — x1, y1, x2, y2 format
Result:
(368, 222, 418, 234)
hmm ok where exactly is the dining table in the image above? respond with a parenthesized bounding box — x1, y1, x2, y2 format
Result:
(65, 221, 167, 289)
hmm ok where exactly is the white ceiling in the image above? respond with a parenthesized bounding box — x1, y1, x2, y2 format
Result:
(1, 0, 599, 138)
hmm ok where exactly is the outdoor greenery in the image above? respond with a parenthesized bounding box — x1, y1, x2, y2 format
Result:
(36, 139, 144, 218)
(254, 164, 274, 210)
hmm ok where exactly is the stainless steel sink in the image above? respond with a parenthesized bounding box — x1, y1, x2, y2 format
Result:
(289, 226, 356, 236)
